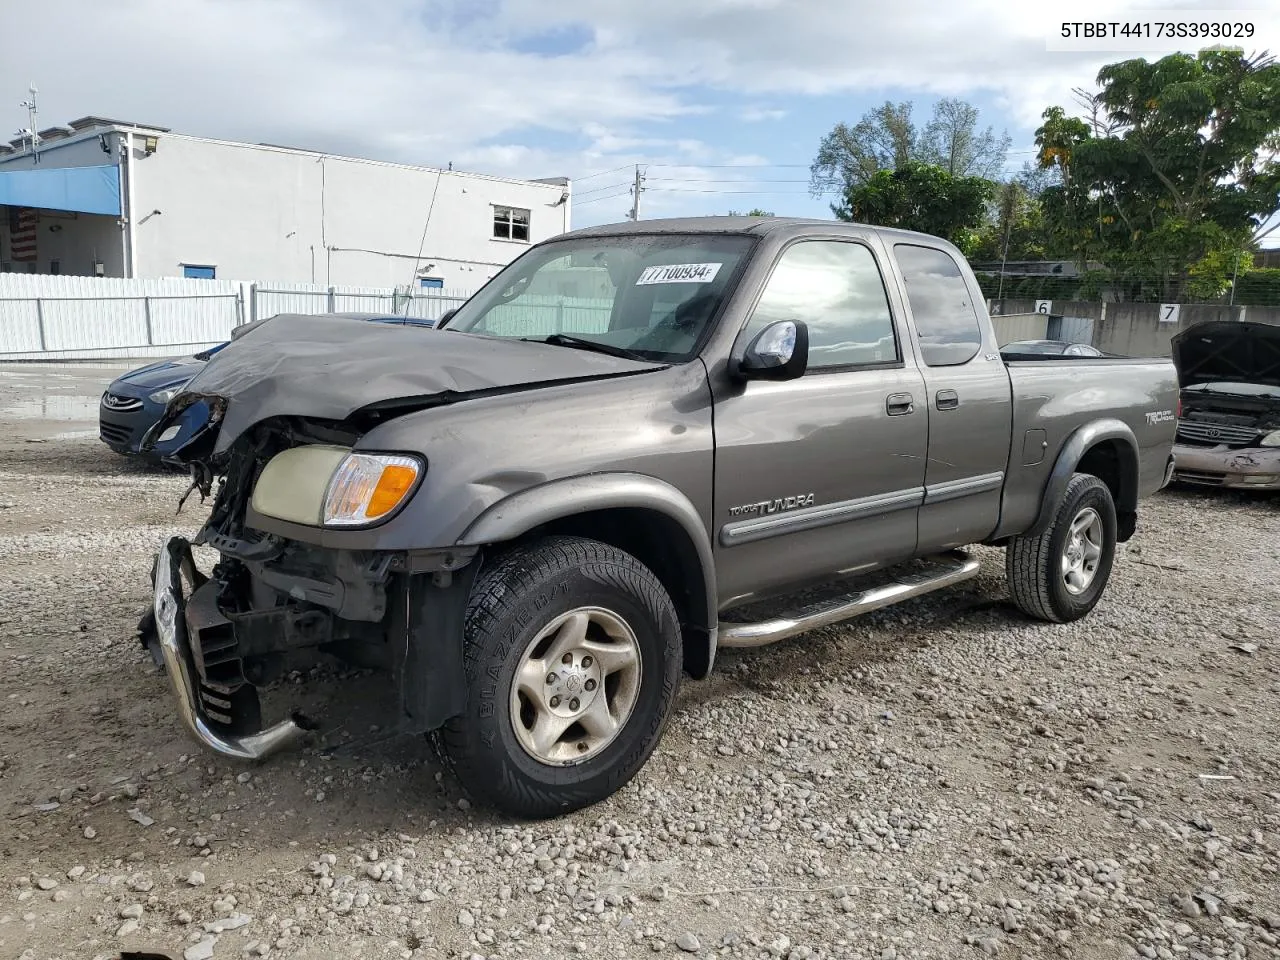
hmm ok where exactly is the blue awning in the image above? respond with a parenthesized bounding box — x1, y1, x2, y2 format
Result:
(0, 163, 121, 216)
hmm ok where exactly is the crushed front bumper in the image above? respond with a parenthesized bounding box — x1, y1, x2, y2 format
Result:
(1171, 444, 1280, 491)
(150, 536, 309, 760)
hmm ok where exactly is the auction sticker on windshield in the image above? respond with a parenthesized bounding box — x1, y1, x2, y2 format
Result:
(636, 263, 723, 284)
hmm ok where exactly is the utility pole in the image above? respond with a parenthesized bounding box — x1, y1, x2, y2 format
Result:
(627, 165, 645, 221)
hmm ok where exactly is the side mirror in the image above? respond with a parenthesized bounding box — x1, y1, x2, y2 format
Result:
(736, 319, 809, 381)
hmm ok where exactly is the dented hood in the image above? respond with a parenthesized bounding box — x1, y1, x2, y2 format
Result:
(1172, 320, 1280, 390)
(171, 313, 664, 454)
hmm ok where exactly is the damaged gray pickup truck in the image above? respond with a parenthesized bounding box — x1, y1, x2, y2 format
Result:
(140, 216, 1179, 818)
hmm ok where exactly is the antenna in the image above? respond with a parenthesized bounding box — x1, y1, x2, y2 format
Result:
(17, 84, 40, 163)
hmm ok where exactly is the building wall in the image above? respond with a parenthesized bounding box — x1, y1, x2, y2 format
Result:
(129, 135, 569, 286)
(988, 299, 1280, 357)
(7, 211, 125, 277)
(0, 133, 123, 170)
(1, 209, 125, 278)
(0, 134, 128, 276)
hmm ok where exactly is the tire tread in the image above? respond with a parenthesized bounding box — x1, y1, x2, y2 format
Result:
(1007, 473, 1113, 624)
(437, 535, 680, 818)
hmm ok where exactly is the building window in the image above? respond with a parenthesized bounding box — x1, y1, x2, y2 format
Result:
(493, 206, 531, 242)
(182, 264, 216, 280)
(49, 260, 61, 276)
(419, 277, 444, 289)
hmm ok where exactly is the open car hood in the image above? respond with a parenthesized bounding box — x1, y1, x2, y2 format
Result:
(1172, 320, 1280, 391)
(160, 312, 664, 456)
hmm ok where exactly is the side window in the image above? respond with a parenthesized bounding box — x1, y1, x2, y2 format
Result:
(893, 244, 984, 366)
(747, 240, 899, 369)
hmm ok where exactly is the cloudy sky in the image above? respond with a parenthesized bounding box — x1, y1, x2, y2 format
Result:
(3, 0, 1277, 229)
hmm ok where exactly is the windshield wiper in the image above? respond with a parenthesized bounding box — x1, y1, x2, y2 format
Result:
(527, 333, 648, 362)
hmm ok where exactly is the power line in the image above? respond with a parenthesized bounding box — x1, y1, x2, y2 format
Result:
(568, 163, 637, 184)
(647, 177, 811, 184)
(573, 180, 632, 198)
(647, 162, 810, 169)
(647, 187, 813, 195)
(574, 190, 632, 206)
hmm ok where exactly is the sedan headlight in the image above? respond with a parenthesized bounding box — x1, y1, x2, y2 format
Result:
(149, 386, 186, 404)
(1260, 429, 1280, 448)
(322, 453, 422, 526)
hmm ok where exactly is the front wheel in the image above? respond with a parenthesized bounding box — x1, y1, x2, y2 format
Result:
(1006, 472, 1118, 623)
(436, 536, 682, 818)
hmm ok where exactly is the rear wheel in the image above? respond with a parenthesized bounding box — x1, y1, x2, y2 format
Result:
(1006, 472, 1117, 623)
(437, 536, 682, 818)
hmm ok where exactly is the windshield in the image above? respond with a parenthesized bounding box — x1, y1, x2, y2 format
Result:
(441, 233, 755, 361)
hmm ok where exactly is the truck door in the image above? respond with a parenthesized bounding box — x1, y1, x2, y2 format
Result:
(890, 242, 1014, 552)
(711, 237, 928, 609)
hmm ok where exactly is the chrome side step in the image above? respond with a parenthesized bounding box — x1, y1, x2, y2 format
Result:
(718, 550, 981, 648)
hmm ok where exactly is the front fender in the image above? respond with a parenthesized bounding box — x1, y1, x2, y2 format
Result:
(459, 471, 718, 646)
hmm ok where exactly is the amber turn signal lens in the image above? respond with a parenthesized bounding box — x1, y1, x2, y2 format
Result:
(367, 464, 418, 519)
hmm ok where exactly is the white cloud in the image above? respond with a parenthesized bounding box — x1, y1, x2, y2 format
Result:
(503, 0, 1279, 122)
(1, 0, 691, 173)
(5, 0, 1275, 228)
(740, 107, 787, 122)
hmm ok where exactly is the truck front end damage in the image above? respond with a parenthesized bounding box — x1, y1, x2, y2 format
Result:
(151, 535, 311, 760)
(139, 412, 477, 761)
(131, 312, 673, 764)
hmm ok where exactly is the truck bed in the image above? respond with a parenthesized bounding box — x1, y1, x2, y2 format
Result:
(995, 356, 1179, 538)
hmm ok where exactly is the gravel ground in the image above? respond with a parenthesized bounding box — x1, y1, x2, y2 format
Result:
(2, 367, 1280, 960)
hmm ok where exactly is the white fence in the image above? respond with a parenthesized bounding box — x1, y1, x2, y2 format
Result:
(0, 274, 474, 361)
(1, 273, 1105, 362)
(250, 283, 468, 327)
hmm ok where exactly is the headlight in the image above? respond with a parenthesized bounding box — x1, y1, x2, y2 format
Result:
(149, 386, 186, 404)
(322, 453, 422, 526)
(1260, 430, 1280, 448)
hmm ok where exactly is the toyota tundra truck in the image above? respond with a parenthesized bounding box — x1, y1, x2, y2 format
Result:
(138, 216, 1179, 818)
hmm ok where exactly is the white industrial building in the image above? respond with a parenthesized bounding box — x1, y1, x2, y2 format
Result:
(0, 116, 571, 288)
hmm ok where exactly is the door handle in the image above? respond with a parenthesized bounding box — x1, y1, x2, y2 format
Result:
(935, 389, 959, 411)
(886, 393, 915, 416)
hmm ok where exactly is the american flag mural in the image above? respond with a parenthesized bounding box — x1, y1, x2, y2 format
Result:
(7, 207, 38, 262)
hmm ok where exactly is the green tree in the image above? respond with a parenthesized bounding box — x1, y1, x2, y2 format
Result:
(923, 98, 1013, 179)
(1036, 49, 1280, 301)
(969, 163, 1068, 264)
(837, 161, 995, 251)
(810, 98, 1010, 198)
(810, 101, 919, 196)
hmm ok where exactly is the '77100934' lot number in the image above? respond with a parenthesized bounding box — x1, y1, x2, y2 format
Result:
(636, 263, 723, 285)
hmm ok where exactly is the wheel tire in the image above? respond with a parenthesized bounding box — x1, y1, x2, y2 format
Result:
(436, 535, 682, 819)
(1006, 472, 1117, 623)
